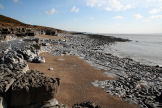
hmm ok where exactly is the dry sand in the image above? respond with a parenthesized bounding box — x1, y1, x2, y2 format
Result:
(28, 53, 139, 108)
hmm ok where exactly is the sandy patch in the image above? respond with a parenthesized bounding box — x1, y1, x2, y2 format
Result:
(28, 53, 139, 108)
(35, 35, 67, 41)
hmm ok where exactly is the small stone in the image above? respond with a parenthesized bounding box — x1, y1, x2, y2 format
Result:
(48, 68, 54, 71)
(32, 56, 45, 63)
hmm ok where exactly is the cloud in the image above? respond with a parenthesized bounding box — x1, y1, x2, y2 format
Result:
(71, 6, 79, 13)
(143, 14, 162, 22)
(111, 0, 123, 11)
(0, 4, 4, 9)
(86, 0, 162, 12)
(13, 0, 19, 3)
(150, 15, 162, 19)
(90, 17, 95, 20)
(46, 8, 56, 15)
(149, 7, 162, 14)
(113, 16, 124, 19)
(86, 0, 133, 11)
(134, 14, 143, 19)
(86, 0, 106, 7)
(105, 7, 112, 11)
(123, 4, 132, 10)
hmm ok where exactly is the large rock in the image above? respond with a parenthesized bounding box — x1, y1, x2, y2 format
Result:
(32, 56, 45, 63)
(18, 49, 37, 61)
(0, 50, 29, 73)
(7, 70, 59, 108)
(45, 30, 57, 36)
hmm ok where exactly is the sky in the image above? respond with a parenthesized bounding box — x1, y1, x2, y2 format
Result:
(0, 0, 162, 33)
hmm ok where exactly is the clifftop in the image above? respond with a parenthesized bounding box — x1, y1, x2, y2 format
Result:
(0, 14, 26, 26)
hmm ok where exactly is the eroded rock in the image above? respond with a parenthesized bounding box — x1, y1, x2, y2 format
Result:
(0, 50, 29, 73)
(7, 70, 59, 108)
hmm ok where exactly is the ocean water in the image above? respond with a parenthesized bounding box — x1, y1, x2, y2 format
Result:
(104, 34, 162, 66)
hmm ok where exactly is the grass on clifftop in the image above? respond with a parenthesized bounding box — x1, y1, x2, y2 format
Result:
(0, 14, 65, 33)
(0, 14, 25, 25)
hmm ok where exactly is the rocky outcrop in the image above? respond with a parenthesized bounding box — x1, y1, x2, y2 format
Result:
(0, 38, 59, 108)
(7, 70, 59, 108)
(0, 27, 59, 41)
(32, 56, 46, 63)
(45, 30, 57, 36)
(0, 27, 36, 36)
(0, 48, 59, 108)
(0, 69, 60, 108)
(0, 50, 29, 73)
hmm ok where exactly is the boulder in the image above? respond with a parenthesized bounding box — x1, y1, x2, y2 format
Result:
(1, 28, 10, 34)
(40, 98, 59, 108)
(7, 70, 59, 108)
(26, 32, 35, 36)
(32, 56, 45, 63)
(42, 43, 50, 46)
(48, 68, 54, 71)
(0, 50, 29, 73)
(17, 49, 38, 62)
(4, 35, 15, 41)
(45, 30, 57, 36)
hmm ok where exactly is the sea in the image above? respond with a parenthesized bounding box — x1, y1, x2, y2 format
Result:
(104, 34, 162, 66)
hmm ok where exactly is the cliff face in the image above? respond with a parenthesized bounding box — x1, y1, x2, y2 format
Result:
(0, 27, 59, 41)
(0, 14, 65, 41)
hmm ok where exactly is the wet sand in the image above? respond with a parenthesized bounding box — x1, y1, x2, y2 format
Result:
(28, 53, 139, 108)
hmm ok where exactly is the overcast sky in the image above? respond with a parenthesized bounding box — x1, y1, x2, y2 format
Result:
(0, 0, 162, 33)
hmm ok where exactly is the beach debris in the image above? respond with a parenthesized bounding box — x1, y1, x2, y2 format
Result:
(48, 68, 54, 71)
